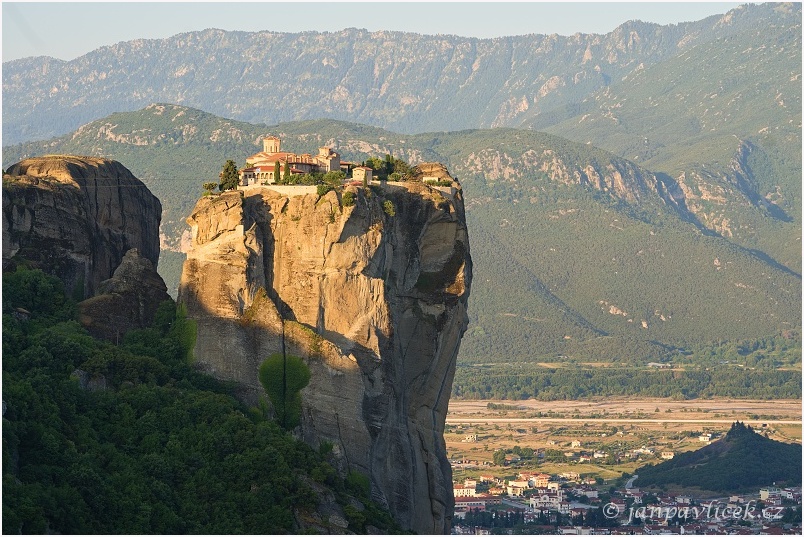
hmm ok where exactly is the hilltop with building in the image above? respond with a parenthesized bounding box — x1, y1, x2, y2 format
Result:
(235, 135, 458, 190)
(634, 422, 802, 494)
(235, 135, 384, 188)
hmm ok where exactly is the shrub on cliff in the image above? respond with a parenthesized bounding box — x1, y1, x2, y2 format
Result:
(323, 170, 346, 185)
(258, 353, 311, 430)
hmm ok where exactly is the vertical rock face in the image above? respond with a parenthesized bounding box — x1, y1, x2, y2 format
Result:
(179, 176, 472, 534)
(2, 156, 162, 299)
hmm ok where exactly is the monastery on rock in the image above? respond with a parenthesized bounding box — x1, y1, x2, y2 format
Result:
(238, 136, 343, 186)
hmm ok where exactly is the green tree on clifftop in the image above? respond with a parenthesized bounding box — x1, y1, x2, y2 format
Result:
(219, 160, 239, 191)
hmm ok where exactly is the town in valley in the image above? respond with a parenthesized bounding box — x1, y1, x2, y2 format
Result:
(446, 399, 802, 535)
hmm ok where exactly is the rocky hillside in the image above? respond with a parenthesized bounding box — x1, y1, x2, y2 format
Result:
(2, 4, 798, 145)
(2, 156, 170, 340)
(2, 108, 799, 365)
(634, 422, 802, 493)
(539, 6, 802, 271)
(178, 177, 471, 533)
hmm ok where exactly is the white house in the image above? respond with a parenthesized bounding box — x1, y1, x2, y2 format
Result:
(760, 487, 782, 500)
(351, 166, 373, 184)
(453, 483, 477, 497)
(507, 480, 529, 497)
(530, 491, 564, 510)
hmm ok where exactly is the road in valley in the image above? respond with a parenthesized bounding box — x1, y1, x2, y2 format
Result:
(445, 417, 801, 425)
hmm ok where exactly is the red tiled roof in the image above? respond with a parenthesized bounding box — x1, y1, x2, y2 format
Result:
(250, 152, 296, 159)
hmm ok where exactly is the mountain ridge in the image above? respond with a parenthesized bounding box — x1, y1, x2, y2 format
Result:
(4, 3, 797, 273)
(3, 105, 799, 366)
(3, 3, 799, 145)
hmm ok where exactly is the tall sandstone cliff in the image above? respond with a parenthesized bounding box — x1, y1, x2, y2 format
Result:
(179, 174, 472, 534)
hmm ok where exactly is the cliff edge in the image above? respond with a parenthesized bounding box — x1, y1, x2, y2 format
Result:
(3, 155, 162, 298)
(2, 155, 168, 339)
(178, 171, 472, 533)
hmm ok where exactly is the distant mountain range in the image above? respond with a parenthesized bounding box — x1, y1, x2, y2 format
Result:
(3, 105, 800, 364)
(3, 4, 799, 145)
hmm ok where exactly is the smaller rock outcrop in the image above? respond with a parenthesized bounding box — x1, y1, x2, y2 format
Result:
(410, 162, 456, 181)
(2, 155, 162, 299)
(78, 249, 171, 342)
(3, 155, 169, 342)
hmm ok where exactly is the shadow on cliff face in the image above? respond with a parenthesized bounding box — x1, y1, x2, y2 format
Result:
(342, 184, 470, 295)
(243, 193, 297, 322)
(344, 182, 471, 533)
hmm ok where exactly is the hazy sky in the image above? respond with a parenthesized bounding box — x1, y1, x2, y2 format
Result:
(2, 2, 744, 63)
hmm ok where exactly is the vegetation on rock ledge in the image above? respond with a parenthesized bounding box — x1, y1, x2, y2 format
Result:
(259, 353, 311, 430)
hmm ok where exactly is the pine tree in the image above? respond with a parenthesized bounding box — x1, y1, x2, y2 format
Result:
(219, 160, 239, 191)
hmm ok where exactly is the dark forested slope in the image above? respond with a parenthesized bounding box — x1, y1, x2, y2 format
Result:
(2, 268, 398, 534)
(634, 422, 802, 493)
